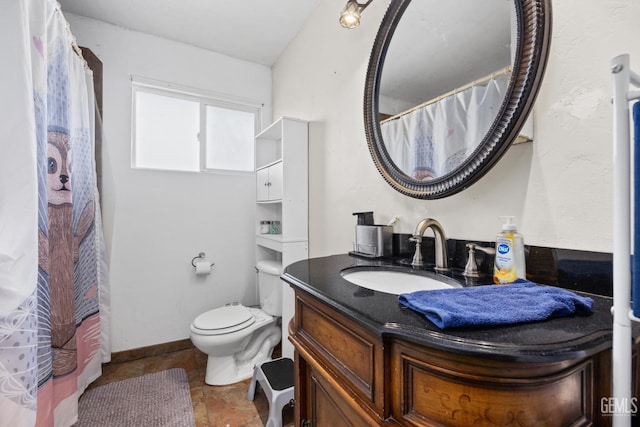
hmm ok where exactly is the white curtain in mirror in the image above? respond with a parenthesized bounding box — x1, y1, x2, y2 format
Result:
(382, 73, 510, 180)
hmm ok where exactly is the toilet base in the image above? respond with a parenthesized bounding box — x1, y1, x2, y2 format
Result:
(205, 355, 251, 385)
(204, 324, 281, 385)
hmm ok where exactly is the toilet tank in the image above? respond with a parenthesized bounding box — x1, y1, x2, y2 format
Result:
(256, 260, 283, 316)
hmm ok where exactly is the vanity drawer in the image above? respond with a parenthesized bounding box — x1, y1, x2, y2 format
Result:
(391, 342, 593, 427)
(293, 292, 385, 416)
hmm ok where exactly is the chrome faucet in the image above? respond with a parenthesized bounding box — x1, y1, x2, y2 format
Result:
(409, 218, 449, 272)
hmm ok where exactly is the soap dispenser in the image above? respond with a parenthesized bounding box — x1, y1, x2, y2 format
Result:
(493, 216, 526, 284)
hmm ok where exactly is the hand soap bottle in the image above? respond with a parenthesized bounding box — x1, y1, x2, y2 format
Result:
(493, 216, 526, 284)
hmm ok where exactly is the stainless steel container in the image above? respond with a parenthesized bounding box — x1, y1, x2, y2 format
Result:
(353, 225, 393, 258)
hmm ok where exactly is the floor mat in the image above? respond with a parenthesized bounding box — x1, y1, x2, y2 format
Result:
(76, 368, 195, 427)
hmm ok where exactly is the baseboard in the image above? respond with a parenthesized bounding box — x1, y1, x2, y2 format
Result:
(109, 337, 284, 365)
(109, 338, 194, 364)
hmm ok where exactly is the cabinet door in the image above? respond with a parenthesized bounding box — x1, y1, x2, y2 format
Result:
(390, 341, 594, 427)
(306, 365, 377, 427)
(268, 161, 283, 200)
(256, 167, 270, 201)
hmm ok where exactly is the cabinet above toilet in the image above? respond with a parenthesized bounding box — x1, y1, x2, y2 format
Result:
(254, 117, 308, 252)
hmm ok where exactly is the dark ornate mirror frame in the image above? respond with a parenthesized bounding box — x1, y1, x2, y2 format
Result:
(364, 0, 552, 199)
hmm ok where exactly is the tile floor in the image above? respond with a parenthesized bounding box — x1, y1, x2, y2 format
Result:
(88, 347, 294, 427)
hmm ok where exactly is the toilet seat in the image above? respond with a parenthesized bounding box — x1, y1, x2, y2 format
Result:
(192, 305, 255, 335)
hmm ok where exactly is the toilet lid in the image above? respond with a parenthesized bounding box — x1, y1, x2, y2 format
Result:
(193, 305, 255, 333)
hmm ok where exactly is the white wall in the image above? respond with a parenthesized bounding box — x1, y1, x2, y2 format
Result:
(67, 15, 273, 352)
(273, 0, 640, 257)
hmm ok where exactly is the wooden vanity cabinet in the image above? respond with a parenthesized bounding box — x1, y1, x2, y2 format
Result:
(290, 288, 638, 427)
(290, 289, 388, 425)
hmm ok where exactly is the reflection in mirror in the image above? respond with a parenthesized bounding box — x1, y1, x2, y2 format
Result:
(364, 0, 551, 199)
(378, 0, 513, 180)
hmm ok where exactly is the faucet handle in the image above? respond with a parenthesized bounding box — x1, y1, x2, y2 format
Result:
(463, 243, 495, 278)
(409, 236, 424, 267)
(470, 243, 496, 256)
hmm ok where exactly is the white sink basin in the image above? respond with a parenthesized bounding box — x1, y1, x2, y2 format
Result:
(340, 269, 461, 295)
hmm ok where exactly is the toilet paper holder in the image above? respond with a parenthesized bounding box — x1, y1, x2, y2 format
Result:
(191, 252, 215, 268)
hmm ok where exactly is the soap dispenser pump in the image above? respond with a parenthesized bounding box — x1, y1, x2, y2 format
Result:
(493, 216, 526, 284)
(353, 211, 374, 225)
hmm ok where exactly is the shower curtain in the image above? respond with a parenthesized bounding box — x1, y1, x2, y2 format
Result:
(0, 1, 110, 426)
(381, 73, 510, 179)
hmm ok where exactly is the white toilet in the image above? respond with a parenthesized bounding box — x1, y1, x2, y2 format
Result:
(190, 260, 283, 385)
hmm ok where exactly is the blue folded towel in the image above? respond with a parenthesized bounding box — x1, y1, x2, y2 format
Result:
(398, 280, 594, 329)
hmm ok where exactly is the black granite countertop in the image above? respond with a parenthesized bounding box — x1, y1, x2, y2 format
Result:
(281, 254, 637, 363)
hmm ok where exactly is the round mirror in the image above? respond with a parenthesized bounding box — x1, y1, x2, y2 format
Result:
(364, 0, 551, 199)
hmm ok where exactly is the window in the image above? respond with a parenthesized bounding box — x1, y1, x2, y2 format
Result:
(132, 78, 261, 173)
(134, 90, 200, 171)
(205, 105, 255, 172)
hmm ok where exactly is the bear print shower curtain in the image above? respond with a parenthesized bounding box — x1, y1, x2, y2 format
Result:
(0, 1, 110, 426)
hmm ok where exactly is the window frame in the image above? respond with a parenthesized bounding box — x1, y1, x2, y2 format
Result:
(131, 76, 263, 175)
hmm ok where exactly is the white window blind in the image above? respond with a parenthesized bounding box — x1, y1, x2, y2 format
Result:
(131, 78, 261, 173)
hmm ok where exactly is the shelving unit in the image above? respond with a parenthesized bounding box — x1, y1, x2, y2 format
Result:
(255, 117, 308, 359)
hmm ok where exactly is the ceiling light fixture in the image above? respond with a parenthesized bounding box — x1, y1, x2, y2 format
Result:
(339, 0, 373, 29)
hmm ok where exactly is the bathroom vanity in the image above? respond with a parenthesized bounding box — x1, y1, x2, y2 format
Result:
(283, 254, 640, 427)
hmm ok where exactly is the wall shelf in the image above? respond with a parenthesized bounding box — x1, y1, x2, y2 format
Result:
(256, 234, 283, 252)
